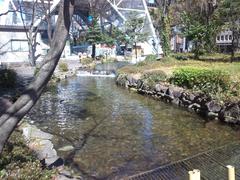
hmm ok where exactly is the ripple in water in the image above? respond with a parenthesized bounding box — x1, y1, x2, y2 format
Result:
(26, 76, 240, 179)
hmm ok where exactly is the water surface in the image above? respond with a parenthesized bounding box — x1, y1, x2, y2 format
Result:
(27, 76, 240, 179)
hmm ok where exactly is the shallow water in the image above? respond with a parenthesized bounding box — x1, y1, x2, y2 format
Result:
(27, 76, 240, 179)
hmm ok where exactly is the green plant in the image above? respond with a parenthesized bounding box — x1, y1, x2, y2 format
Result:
(145, 54, 157, 61)
(141, 70, 167, 86)
(170, 67, 230, 93)
(58, 62, 68, 72)
(0, 69, 16, 88)
(0, 131, 57, 179)
(171, 53, 189, 61)
(81, 57, 94, 65)
(34, 67, 40, 76)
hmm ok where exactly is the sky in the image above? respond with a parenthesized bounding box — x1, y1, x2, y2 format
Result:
(0, 0, 5, 13)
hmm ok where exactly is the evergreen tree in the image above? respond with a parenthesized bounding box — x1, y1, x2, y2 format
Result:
(123, 13, 148, 59)
(86, 17, 103, 58)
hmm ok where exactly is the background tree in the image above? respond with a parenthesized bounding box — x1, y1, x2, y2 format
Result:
(181, 0, 220, 59)
(0, 0, 74, 154)
(218, 0, 240, 62)
(86, 17, 103, 59)
(154, 0, 172, 57)
(123, 13, 148, 60)
(17, 0, 54, 66)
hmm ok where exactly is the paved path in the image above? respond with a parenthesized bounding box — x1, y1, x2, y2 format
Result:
(127, 141, 240, 180)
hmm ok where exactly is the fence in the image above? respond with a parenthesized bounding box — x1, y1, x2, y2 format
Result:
(189, 165, 235, 180)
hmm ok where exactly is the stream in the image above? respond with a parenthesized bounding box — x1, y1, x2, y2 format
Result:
(26, 76, 240, 179)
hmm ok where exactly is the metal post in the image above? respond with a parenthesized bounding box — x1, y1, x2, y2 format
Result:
(142, 0, 162, 55)
(227, 165, 235, 180)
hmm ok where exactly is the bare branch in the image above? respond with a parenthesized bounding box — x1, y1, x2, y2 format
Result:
(0, 10, 17, 17)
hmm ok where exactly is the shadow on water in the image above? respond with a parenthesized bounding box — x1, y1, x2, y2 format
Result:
(26, 76, 240, 179)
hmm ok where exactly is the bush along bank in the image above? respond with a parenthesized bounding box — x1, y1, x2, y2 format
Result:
(116, 73, 240, 125)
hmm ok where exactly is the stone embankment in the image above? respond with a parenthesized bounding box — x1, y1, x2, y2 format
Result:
(18, 122, 81, 180)
(53, 60, 82, 82)
(116, 74, 240, 124)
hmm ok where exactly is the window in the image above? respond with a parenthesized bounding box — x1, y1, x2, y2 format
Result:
(217, 36, 220, 41)
(11, 40, 29, 52)
(225, 35, 228, 41)
(229, 35, 232, 40)
(221, 35, 224, 41)
(12, 12, 17, 24)
(148, 0, 155, 3)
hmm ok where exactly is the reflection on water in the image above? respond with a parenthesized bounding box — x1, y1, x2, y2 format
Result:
(27, 77, 240, 179)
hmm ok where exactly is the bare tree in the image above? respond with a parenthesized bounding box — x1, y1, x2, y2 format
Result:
(17, 0, 54, 66)
(40, 0, 54, 45)
(0, 9, 18, 17)
(0, 0, 75, 154)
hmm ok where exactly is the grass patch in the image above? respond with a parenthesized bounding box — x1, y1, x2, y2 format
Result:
(141, 70, 167, 87)
(0, 131, 57, 179)
(171, 52, 240, 62)
(58, 62, 68, 72)
(81, 57, 94, 65)
(118, 54, 240, 101)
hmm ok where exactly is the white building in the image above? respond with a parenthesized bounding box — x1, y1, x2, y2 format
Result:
(0, 0, 162, 63)
(216, 30, 240, 53)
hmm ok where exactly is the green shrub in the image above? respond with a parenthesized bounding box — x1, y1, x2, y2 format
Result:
(136, 61, 147, 67)
(0, 69, 16, 88)
(172, 54, 189, 61)
(141, 70, 167, 86)
(145, 54, 157, 61)
(81, 57, 94, 65)
(170, 67, 230, 93)
(0, 131, 56, 179)
(58, 62, 68, 72)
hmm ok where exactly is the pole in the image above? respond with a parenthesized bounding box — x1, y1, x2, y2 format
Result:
(227, 165, 235, 180)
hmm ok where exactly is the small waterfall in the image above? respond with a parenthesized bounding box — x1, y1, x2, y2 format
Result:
(77, 62, 129, 78)
(77, 70, 116, 78)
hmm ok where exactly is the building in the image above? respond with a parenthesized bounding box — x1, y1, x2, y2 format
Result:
(0, 0, 162, 63)
(170, 26, 190, 53)
(216, 30, 240, 53)
(0, 0, 53, 63)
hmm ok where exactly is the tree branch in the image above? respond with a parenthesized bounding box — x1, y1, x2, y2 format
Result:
(0, 0, 75, 153)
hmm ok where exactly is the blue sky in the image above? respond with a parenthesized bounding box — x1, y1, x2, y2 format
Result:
(0, 0, 4, 12)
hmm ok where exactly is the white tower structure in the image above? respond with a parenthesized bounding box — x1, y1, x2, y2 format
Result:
(104, 0, 162, 55)
(0, 0, 162, 63)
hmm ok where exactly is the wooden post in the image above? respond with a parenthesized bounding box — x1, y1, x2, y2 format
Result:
(227, 165, 235, 180)
(193, 169, 200, 180)
(188, 169, 200, 180)
(189, 171, 194, 180)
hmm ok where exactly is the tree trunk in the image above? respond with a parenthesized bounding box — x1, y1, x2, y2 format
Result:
(0, 0, 75, 153)
(28, 42, 36, 66)
(135, 42, 138, 60)
(231, 30, 235, 63)
(92, 44, 96, 59)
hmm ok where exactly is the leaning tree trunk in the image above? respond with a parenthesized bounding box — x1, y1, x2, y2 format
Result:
(135, 42, 138, 60)
(92, 44, 96, 59)
(0, 0, 75, 153)
(230, 30, 235, 63)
